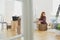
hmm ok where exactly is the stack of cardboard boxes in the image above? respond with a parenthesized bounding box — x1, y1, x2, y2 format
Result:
(11, 16, 21, 34)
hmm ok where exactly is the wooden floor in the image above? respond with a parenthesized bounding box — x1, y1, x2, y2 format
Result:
(0, 29, 60, 40)
(34, 30, 60, 40)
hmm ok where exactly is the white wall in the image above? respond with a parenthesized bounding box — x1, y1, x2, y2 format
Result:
(0, 0, 6, 22)
(0, 0, 5, 16)
(13, 1, 22, 16)
(33, 0, 53, 23)
(5, 0, 15, 24)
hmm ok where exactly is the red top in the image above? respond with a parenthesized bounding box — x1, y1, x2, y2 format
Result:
(39, 16, 47, 24)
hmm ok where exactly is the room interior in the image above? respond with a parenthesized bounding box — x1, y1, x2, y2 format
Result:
(0, 0, 60, 40)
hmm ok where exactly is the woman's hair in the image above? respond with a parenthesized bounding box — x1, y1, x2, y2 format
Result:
(40, 12, 45, 18)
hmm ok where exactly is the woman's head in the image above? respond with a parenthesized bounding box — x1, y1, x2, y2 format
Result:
(40, 12, 46, 18)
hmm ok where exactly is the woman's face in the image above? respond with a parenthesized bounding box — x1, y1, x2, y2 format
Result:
(43, 13, 45, 16)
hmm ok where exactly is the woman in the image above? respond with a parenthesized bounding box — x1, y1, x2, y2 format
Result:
(39, 12, 47, 24)
(38, 12, 47, 31)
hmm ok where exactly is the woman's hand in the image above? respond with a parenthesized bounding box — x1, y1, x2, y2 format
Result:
(40, 20, 43, 22)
